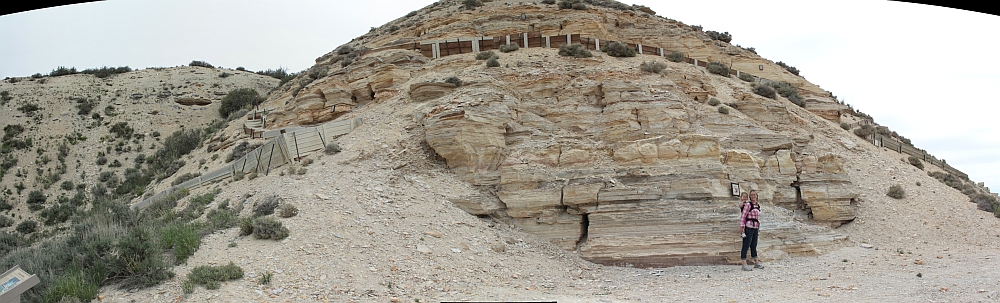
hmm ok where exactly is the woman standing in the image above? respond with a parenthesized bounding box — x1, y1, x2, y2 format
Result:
(739, 190, 763, 271)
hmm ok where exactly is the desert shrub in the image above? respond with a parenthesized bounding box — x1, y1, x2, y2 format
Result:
(718, 106, 729, 114)
(60, 180, 74, 191)
(707, 98, 721, 106)
(172, 172, 201, 186)
(247, 172, 258, 180)
(218, 72, 231, 78)
(49, 66, 78, 77)
(183, 262, 243, 293)
(233, 172, 245, 181)
(253, 195, 281, 217)
(17, 103, 41, 116)
(80, 66, 131, 78)
(499, 43, 519, 53)
(558, 0, 587, 9)
(667, 51, 685, 62)
(600, 41, 635, 57)
(98, 171, 114, 183)
(27, 190, 46, 205)
(706, 62, 730, 77)
(559, 43, 593, 58)
(887, 185, 905, 199)
(752, 85, 776, 99)
(256, 68, 290, 79)
(205, 208, 239, 231)
(705, 30, 732, 43)
(109, 122, 134, 140)
(277, 203, 299, 218)
(486, 57, 500, 68)
(251, 217, 289, 240)
(239, 217, 254, 236)
(476, 50, 497, 60)
(639, 61, 667, 73)
(444, 76, 463, 87)
(768, 81, 802, 105)
(0, 199, 11, 212)
(972, 193, 998, 213)
(853, 125, 875, 138)
(159, 222, 200, 264)
(189, 60, 214, 68)
(226, 141, 261, 163)
(542, 0, 556, 3)
(40, 203, 76, 225)
(0, 215, 13, 228)
(841, 123, 851, 130)
(16, 220, 38, 234)
(908, 156, 924, 170)
(775, 61, 800, 76)
(219, 88, 262, 119)
(3, 124, 25, 141)
(738, 73, 754, 82)
(462, 0, 483, 9)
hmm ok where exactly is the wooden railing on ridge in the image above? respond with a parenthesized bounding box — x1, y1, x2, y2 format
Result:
(131, 117, 363, 210)
(366, 32, 976, 183)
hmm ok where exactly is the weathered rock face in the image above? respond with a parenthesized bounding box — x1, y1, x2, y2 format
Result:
(270, 0, 858, 267)
(418, 59, 856, 266)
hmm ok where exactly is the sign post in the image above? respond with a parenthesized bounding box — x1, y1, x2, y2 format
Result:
(0, 265, 39, 303)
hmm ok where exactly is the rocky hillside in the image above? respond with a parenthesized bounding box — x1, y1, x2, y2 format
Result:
(250, 0, 883, 267)
(0, 66, 277, 235)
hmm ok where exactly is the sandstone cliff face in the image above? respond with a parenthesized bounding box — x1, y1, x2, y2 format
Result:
(263, 0, 857, 267)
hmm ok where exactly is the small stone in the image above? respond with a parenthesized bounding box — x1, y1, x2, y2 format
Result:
(503, 237, 516, 244)
(390, 297, 400, 303)
(425, 231, 443, 238)
(859, 243, 873, 248)
(417, 244, 432, 254)
(451, 248, 461, 253)
(940, 287, 949, 291)
(490, 243, 506, 253)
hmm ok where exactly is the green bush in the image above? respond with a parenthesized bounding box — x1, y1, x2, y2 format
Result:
(640, 61, 667, 73)
(218, 72, 231, 78)
(542, 0, 556, 4)
(499, 43, 519, 53)
(40, 203, 76, 225)
(256, 68, 290, 79)
(705, 30, 732, 42)
(908, 155, 924, 170)
(61, 180, 74, 191)
(738, 73, 754, 82)
(80, 66, 132, 78)
(205, 208, 239, 231)
(277, 203, 299, 218)
(769, 81, 802, 106)
(0, 215, 13, 228)
(189, 61, 214, 68)
(752, 85, 776, 99)
(239, 217, 254, 236)
(707, 98, 721, 106)
(0, 199, 12, 212)
(475, 51, 497, 60)
(184, 262, 243, 293)
(667, 51, 685, 63)
(49, 66, 78, 77)
(219, 88, 263, 119)
(559, 43, 593, 58)
(444, 76, 463, 87)
(853, 125, 874, 138)
(114, 227, 175, 289)
(840, 122, 851, 130)
(706, 62, 730, 77)
(251, 217, 289, 240)
(16, 220, 38, 234)
(718, 106, 729, 114)
(600, 41, 635, 57)
(27, 190, 46, 205)
(486, 57, 500, 68)
(776, 61, 800, 76)
(462, 0, 483, 9)
(160, 222, 201, 264)
(253, 195, 281, 217)
(887, 185, 905, 199)
(109, 122, 134, 140)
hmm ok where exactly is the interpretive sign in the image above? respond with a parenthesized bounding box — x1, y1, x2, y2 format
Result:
(0, 266, 39, 303)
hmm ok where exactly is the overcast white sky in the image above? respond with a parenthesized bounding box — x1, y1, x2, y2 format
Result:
(1, 1, 998, 192)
